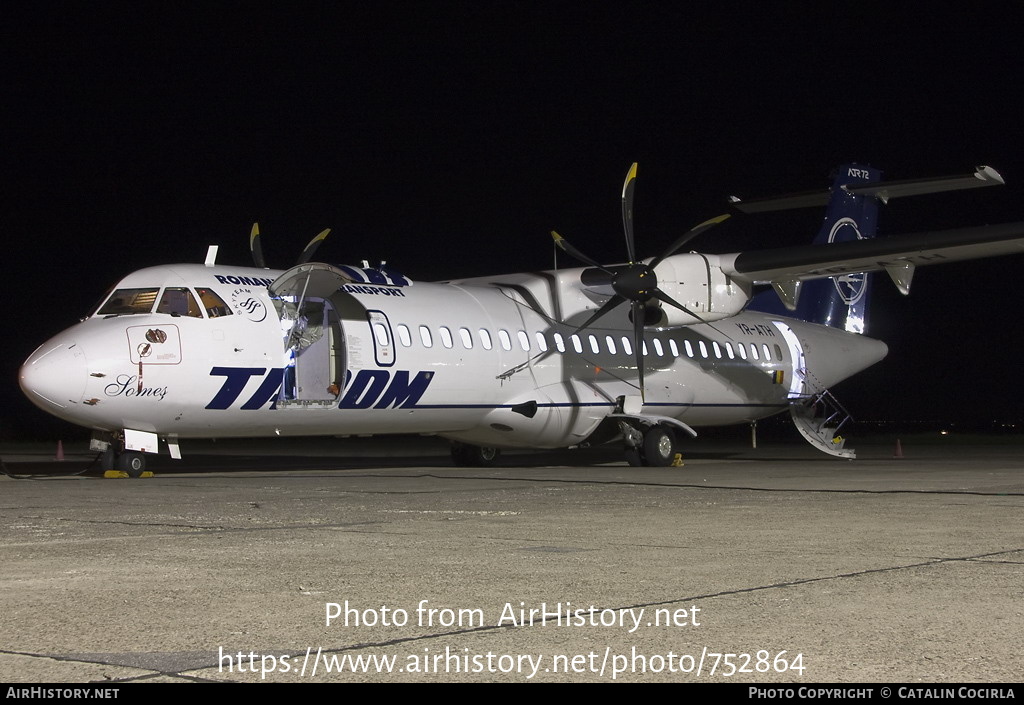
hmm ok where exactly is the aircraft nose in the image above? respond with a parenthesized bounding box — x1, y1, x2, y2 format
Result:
(19, 339, 89, 411)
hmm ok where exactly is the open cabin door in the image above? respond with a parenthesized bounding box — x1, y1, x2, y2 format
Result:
(771, 321, 807, 399)
(772, 319, 856, 459)
(268, 263, 367, 407)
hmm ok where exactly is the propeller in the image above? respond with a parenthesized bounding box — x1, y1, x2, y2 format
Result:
(297, 228, 332, 265)
(250, 223, 266, 268)
(551, 163, 730, 399)
(250, 223, 332, 268)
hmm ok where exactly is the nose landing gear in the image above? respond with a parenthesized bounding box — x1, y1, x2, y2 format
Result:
(96, 435, 153, 478)
(115, 451, 148, 477)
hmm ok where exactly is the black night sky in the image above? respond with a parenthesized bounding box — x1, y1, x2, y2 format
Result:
(5, 4, 1024, 440)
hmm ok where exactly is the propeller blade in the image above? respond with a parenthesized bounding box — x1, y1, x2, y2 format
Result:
(573, 295, 627, 334)
(551, 231, 610, 271)
(621, 162, 638, 262)
(631, 300, 646, 401)
(297, 228, 331, 265)
(650, 213, 731, 269)
(250, 223, 266, 269)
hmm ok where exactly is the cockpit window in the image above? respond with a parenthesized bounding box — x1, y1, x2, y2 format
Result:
(157, 288, 203, 317)
(196, 288, 232, 317)
(97, 288, 160, 315)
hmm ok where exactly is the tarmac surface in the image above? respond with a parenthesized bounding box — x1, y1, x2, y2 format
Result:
(1, 434, 1022, 683)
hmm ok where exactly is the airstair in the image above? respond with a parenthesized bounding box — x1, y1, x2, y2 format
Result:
(788, 371, 856, 459)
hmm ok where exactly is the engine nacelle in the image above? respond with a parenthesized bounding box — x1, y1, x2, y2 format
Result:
(648, 253, 751, 325)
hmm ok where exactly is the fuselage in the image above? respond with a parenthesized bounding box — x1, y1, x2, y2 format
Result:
(19, 260, 888, 450)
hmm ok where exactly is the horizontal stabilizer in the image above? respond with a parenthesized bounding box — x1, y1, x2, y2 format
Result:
(730, 166, 1003, 213)
(847, 165, 1003, 203)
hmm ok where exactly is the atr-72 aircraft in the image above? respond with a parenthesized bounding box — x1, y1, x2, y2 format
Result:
(18, 164, 1024, 474)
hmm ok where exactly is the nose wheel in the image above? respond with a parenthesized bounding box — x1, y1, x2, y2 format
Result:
(117, 451, 148, 477)
(101, 447, 149, 477)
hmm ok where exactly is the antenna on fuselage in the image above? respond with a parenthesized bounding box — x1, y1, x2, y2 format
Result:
(205, 245, 219, 267)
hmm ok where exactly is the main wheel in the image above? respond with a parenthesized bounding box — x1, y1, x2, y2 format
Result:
(117, 451, 147, 477)
(451, 443, 500, 467)
(642, 425, 676, 467)
(624, 447, 644, 467)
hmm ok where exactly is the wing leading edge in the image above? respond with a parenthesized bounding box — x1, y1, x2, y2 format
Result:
(723, 220, 1024, 288)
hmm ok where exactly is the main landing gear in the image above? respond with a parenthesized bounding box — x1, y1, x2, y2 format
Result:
(622, 422, 679, 467)
(451, 442, 500, 467)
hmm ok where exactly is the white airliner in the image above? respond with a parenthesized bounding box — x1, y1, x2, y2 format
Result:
(18, 164, 1024, 474)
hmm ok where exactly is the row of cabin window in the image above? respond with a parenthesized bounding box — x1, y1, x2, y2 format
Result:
(385, 324, 784, 363)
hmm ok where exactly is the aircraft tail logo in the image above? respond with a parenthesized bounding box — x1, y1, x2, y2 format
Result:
(749, 164, 881, 334)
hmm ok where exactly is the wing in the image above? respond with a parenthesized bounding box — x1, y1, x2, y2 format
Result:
(721, 221, 1024, 304)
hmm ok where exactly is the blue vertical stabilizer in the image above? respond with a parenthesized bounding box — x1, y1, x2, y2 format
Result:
(747, 164, 882, 334)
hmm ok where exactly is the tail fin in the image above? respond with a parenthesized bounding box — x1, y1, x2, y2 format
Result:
(730, 163, 1007, 338)
(745, 164, 883, 334)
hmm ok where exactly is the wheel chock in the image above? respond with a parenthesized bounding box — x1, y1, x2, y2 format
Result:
(671, 453, 685, 467)
(103, 470, 155, 479)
